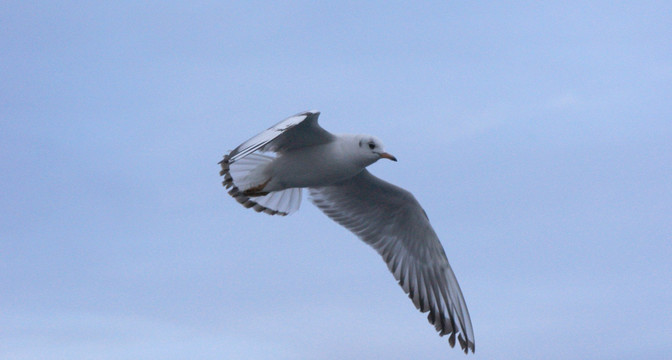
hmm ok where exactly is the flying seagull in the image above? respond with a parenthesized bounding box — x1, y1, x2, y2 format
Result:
(219, 111, 475, 353)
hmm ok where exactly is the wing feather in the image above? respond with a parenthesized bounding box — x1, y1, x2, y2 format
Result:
(309, 170, 475, 353)
(228, 111, 334, 163)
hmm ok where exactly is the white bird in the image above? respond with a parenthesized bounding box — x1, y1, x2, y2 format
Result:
(219, 111, 475, 354)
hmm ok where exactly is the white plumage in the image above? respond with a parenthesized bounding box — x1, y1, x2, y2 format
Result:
(219, 111, 475, 353)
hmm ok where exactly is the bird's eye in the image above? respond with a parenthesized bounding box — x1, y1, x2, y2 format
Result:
(368, 143, 375, 150)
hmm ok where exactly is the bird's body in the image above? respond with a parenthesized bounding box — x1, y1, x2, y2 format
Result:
(246, 135, 374, 193)
(220, 111, 475, 354)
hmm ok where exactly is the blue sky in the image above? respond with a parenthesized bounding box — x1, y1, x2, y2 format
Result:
(2, 1, 671, 359)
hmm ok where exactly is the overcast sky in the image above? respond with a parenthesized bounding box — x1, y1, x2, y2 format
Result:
(2, 1, 671, 359)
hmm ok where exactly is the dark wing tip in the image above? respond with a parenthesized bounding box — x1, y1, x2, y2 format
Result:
(431, 314, 474, 354)
(300, 110, 320, 117)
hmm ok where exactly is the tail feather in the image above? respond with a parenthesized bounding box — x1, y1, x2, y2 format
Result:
(219, 153, 301, 216)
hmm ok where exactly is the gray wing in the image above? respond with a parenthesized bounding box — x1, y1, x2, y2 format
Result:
(309, 170, 475, 353)
(228, 111, 334, 163)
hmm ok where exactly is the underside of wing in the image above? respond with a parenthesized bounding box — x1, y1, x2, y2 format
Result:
(227, 111, 334, 163)
(309, 170, 475, 353)
(220, 153, 301, 215)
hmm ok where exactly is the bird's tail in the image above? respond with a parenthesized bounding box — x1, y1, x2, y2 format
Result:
(219, 153, 301, 216)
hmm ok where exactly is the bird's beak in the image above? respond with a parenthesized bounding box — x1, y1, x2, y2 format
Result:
(379, 152, 398, 162)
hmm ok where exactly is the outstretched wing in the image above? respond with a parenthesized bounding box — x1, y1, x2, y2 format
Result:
(227, 110, 334, 163)
(309, 170, 475, 353)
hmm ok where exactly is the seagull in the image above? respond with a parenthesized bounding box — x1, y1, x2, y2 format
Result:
(219, 111, 475, 354)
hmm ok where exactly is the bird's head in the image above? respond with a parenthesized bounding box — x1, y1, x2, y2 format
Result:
(355, 135, 397, 166)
